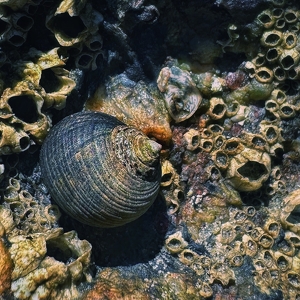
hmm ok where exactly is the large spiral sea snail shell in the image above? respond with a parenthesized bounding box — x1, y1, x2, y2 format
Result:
(40, 111, 162, 227)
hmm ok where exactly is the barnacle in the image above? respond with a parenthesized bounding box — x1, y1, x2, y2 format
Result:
(165, 231, 188, 254)
(280, 189, 300, 234)
(225, 148, 271, 192)
(45, 0, 103, 47)
(157, 64, 202, 123)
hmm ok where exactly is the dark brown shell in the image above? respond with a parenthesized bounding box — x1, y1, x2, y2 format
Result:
(40, 111, 161, 227)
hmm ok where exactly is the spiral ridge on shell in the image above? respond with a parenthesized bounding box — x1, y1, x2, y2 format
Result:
(40, 111, 161, 227)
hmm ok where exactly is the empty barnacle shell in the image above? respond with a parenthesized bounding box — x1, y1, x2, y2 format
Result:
(84, 33, 103, 51)
(280, 189, 300, 234)
(0, 123, 30, 155)
(256, 9, 275, 29)
(260, 124, 280, 145)
(254, 67, 274, 83)
(165, 231, 188, 254)
(265, 99, 279, 112)
(212, 150, 229, 170)
(266, 47, 282, 64)
(285, 231, 300, 248)
(242, 234, 258, 257)
(260, 30, 283, 48)
(252, 53, 266, 67)
(279, 103, 295, 119)
(178, 249, 199, 266)
(243, 133, 269, 152)
(39, 67, 76, 110)
(210, 262, 236, 286)
(223, 138, 244, 155)
(183, 129, 200, 151)
(160, 160, 178, 187)
(227, 250, 244, 267)
(264, 219, 281, 238)
(199, 138, 214, 152)
(217, 222, 237, 244)
(284, 9, 298, 24)
(40, 111, 162, 228)
(279, 49, 300, 71)
(46, 1, 103, 47)
(214, 135, 226, 149)
(226, 148, 271, 192)
(157, 65, 202, 122)
(207, 97, 227, 120)
(282, 32, 297, 49)
(5, 28, 27, 47)
(258, 233, 274, 249)
(10, 13, 34, 32)
(225, 100, 240, 117)
(277, 238, 295, 256)
(274, 251, 292, 272)
(273, 66, 286, 81)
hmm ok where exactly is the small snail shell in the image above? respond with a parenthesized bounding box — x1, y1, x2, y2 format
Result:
(40, 111, 162, 227)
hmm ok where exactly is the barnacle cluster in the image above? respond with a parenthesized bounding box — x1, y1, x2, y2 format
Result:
(45, 0, 104, 70)
(0, 175, 92, 298)
(0, 48, 75, 154)
(1, 0, 300, 299)
(165, 198, 300, 299)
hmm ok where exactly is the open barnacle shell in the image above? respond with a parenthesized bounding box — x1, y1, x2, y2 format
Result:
(280, 189, 300, 234)
(0, 82, 49, 144)
(226, 148, 271, 192)
(46, 1, 103, 47)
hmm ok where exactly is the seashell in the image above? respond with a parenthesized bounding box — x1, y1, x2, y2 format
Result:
(86, 75, 172, 145)
(157, 65, 202, 123)
(40, 111, 162, 228)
